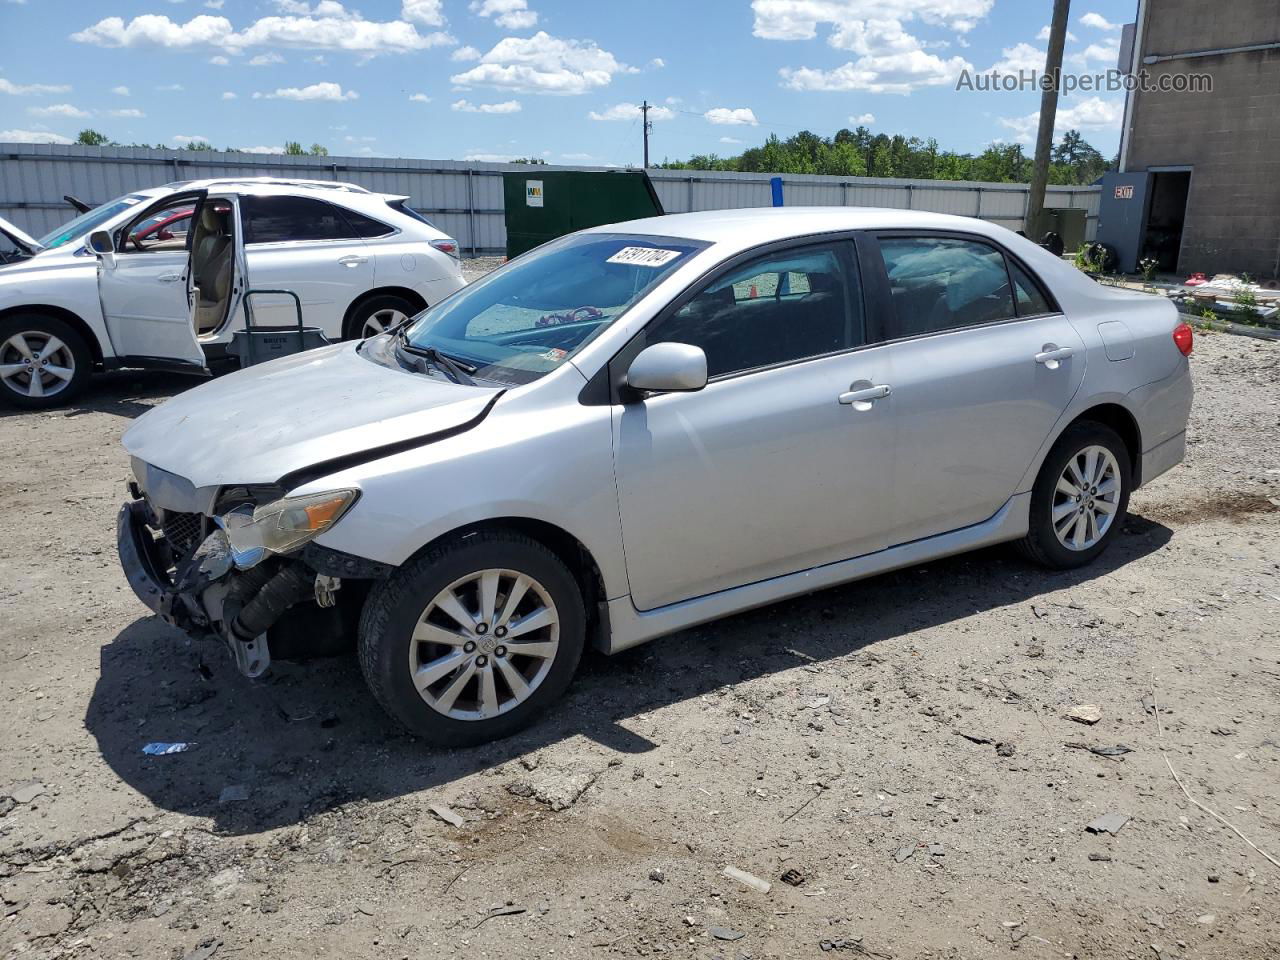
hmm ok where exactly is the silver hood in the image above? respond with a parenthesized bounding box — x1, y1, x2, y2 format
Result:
(123, 340, 503, 490)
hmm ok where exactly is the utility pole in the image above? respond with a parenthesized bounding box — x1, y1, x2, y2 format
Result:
(641, 100, 651, 168)
(1026, 0, 1071, 236)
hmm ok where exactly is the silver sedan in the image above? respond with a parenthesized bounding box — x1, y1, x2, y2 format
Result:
(118, 208, 1194, 745)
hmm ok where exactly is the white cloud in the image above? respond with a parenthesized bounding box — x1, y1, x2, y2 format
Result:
(719, 136, 743, 144)
(71, 7, 453, 58)
(1080, 12, 1120, 31)
(999, 95, 1123, 142)
(111, 85, 131, 95)
(108, 108, 146, 118)
(850, 111, 875, 124)
(1069, 38, 1121, 66)
(752, 0, 996, 42)
(0, 129, 74, 144)
(172, 134, 210, 145)
(210, 54, 230, 65)
(588, 102, 673, 121)
(452, 98, 522, 113)
(451, 45, 481, 61)
(987, 42, 1044, 75)
(254, 81, 357, 101)
(780, 49, 971, 94)
(248, 51, 285, 65)
(205, 0, 225, 8)
(409, 92, 432, 102)
(344, 134, 376, 141)
(450, 31, 631, 95)
(0, 77, 72, 95)
(1037, 24, 1078, 42)
(401, 0, 445, 26)
(27, 103, 91, 118)
(157, 83, 184, 91)
(222, 91, 238, 99)
(649, 57, 665, 68)
(237, 145, 285, 153)
(470, 0, 537, 30)
(704, 106, 758, 125)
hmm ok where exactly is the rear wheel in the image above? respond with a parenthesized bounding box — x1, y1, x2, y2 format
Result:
(1018, 421, 1131, 569)
(344, 294, 418, 341)
(0, 315, 92, 409)
(358, 529, 585, 746)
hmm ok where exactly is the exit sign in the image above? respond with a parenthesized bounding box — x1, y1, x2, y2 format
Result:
(1115, 185, 1135, 200)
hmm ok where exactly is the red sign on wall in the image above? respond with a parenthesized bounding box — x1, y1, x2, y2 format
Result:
(1115, 185, 1135, 200)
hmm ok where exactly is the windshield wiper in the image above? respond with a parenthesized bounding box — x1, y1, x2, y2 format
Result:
(394, 336, 476, 386)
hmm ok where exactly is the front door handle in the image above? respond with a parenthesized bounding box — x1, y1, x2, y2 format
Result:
(157, 274, 183, 283)
(838, 383, 891, 407)
(337, 255, 368, 267)
(1035, 344, 1074, 367)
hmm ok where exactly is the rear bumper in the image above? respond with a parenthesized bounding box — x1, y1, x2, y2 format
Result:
(1141, 430, 1186, 487)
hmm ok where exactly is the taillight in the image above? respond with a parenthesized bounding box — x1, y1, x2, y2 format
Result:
(1173, 321, 1194, 356)
(430, 238, 460, 259)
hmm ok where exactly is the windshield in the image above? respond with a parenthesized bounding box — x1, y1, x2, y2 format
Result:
(402, 232, 704, 385)
(37, 194, 152, 249)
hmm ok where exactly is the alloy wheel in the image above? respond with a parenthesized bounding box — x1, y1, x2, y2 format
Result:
(361, 307, 408, 338)
(409, 568, 560, 721)
(1052, 444, 1121, 551)
(0, 331, 76, 400)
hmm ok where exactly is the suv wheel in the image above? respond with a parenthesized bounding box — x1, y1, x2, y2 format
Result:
(1019, 421, 1132, 569)
(345, 294, 418, 341)
(0, 315, 92, 409)
(358, 529, 585, 746)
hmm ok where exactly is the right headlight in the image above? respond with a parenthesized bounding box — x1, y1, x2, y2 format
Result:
(219, 489, 358, 568)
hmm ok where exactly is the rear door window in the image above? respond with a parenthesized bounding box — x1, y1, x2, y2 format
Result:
(1009, 261, 1055, 316)
(242, 196, 353, 244)
(877, 236, 1016, 339)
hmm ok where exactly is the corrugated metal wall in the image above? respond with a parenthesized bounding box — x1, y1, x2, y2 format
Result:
(1, 144, 1100, 254)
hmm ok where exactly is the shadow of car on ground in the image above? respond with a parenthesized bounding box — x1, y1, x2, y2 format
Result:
(84, 515, 1173, 835)
(0, 369, 202, 422)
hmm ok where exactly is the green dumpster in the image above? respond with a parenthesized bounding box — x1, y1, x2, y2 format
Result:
(503, 170, 665, 259)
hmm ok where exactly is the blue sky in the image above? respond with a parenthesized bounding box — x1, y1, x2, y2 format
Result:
(1, 0, 1137, 165)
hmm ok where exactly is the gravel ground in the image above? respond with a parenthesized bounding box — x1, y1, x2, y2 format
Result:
(1, 317, 1278, 960)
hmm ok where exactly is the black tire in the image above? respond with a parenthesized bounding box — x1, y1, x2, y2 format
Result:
(1018, 421, 1132, 570)
(358, 528, 586, 747)
(343, 293, 419, 341)
(0, 314, 92, 409)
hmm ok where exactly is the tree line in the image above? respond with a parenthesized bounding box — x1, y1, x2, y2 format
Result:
(659, 127, 1112, 186)
(74, 129, 329, 156)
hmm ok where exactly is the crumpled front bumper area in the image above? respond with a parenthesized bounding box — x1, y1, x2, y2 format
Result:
(117, 496, 316, 678)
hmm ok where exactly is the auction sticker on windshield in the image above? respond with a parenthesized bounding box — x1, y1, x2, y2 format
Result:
(606, 246, 683, 267)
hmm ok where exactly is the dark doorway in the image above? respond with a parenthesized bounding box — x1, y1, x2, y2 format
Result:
(1142, 171, 1191, 273)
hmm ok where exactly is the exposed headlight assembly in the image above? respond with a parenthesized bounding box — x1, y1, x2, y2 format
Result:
(219, 489, 358, 569)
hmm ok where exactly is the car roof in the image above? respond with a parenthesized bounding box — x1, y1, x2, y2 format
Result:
(161, 177, 373, 196)
(586, 207, 1019, 250)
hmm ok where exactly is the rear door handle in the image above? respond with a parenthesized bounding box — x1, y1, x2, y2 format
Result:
(838, 384, 891, 406)
(1035, 345, 1074, 366)
(157, 274, 183, 283)
(337, 255, 368, 267)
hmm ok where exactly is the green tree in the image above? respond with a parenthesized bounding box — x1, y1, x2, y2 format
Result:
(76, 129, 111, 146)
(309, 143, 329, 156)
(284, 140, 305, 155)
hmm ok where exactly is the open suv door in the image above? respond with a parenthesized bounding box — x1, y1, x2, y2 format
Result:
(90, 192, 245, 372)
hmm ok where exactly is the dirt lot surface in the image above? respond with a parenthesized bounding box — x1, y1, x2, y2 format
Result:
(1, 321, 1278, 960)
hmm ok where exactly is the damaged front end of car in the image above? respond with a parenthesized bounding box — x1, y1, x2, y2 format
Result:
(118, 468, 389, 678)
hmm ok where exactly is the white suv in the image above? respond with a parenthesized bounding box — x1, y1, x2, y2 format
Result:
(0, 178, 465, 408)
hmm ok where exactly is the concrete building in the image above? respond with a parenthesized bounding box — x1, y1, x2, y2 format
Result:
(1107, 0, 1280, 279)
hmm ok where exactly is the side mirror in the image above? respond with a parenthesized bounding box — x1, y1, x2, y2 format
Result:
(625, 342, 708, 396)
(87, 230, 114, 256)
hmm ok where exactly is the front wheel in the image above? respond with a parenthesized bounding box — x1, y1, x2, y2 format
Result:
(0, 315, 92, 409)
(358, 529, 586, 747)
(1018, 422, 1132, 569)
